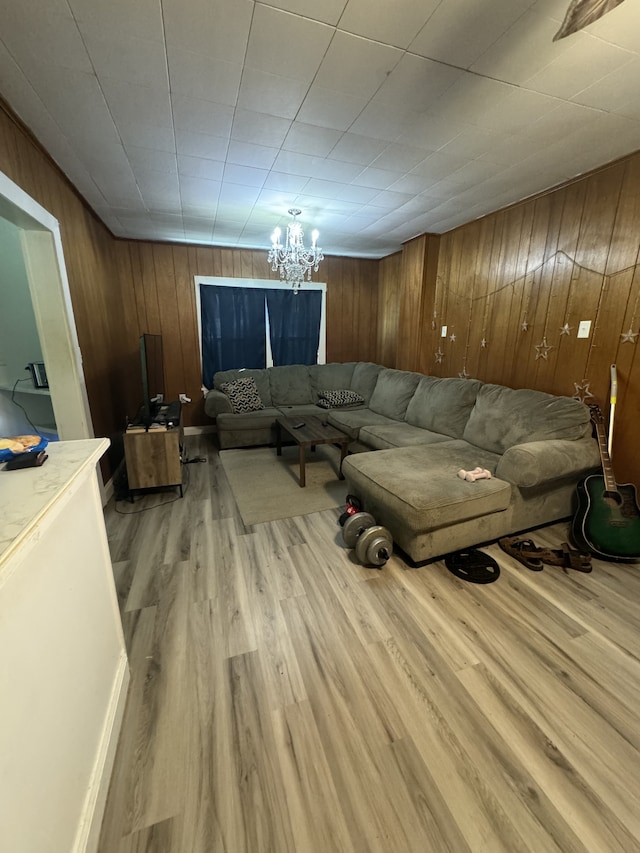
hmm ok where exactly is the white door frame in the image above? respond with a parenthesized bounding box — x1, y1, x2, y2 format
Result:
(0, 171, 93, 442)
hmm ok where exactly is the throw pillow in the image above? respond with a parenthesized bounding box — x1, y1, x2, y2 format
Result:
(316, 389, 364, 409)
(220, 377, 264, 414)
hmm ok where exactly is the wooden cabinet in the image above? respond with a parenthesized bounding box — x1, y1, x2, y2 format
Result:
(124, 421, 183, 495)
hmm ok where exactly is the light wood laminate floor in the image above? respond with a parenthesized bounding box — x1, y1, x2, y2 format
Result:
(99, 434, 640, 853)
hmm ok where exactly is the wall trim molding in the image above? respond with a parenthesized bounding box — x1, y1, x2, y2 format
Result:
(184, 424, 216, 435)
(74, 652, 129, 853)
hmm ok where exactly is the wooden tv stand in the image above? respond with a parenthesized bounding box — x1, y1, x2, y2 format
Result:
(123, 405, 184, 497)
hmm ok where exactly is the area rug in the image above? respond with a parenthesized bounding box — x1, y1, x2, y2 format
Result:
(219, 443, 347, 525)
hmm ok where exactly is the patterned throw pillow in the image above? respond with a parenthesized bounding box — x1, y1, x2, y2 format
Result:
(316, 389, 365, 409)
(220, 377, 264, 414)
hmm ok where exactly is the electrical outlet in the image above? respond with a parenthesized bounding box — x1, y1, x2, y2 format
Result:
(577, 320, 591, 339)
(441, 325, 447, 337)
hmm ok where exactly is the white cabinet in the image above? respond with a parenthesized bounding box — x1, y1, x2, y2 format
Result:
(0, 440, 128, 853)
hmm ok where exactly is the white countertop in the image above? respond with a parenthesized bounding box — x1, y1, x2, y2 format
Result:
(0, 438, 109, 568)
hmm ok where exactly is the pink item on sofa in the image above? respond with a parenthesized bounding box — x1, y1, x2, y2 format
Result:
(457, 466, 492, 482)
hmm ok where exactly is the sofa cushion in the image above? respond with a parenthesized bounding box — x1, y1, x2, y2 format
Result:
(215, 368, 272, 406)
(316, 389, 364, 409)
(406, 377, 482, 438)
(217, 407, 282, 431)
(309, 362, 357, 397)
(463, 384, 591, 454)
(368, 368, 422, 420)
(276, 404, 330, 422)
(326, 408, 396, 440)
(219, 377, 264, 414)
(268, 364, 314, 405)
(350, 362, 384, 403)
(343, 441, 509, 531)
(359, 423, 452, 450)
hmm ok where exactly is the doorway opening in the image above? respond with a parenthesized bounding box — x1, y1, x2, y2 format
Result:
(0, 171, 92, 446)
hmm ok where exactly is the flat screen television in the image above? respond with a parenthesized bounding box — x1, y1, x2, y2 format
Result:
(139, 333, 164, 425)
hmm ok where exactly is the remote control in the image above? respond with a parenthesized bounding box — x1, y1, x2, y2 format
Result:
(5, 450, 48, 470)
(292, 422, 305, 429)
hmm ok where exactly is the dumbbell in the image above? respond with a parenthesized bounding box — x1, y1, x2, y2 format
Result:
(338, 494, 363, 527)
(341, 511, 393, 568)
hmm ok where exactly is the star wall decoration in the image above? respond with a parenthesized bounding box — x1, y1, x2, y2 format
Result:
(560, 323, 572, 336)
(535, 337, 553, 360)
(573, 381, 594, 403)
(620, 328, 639, 343)
(434, 348, 444, 364)
(480, 338, 488, 348)
(458, 366, 470, 379)
(521, 319, 529, 331)
(449, 333, 457, 343)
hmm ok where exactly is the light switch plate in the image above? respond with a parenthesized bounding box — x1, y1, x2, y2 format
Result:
(441, 325, 447, 337)
(577, 320, 591, 339)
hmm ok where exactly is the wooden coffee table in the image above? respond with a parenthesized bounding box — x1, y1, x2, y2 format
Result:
(275, 415, 350, 487)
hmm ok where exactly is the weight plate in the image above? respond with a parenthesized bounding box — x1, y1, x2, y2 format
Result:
(444, 549, 500, 584)
(355, 525, 393, 567)
(342, 512, 376, 548)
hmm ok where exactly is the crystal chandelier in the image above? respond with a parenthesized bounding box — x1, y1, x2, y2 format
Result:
(268, 208, 324, 293)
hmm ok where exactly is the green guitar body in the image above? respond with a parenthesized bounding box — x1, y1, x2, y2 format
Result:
(572, 474, 640, 561)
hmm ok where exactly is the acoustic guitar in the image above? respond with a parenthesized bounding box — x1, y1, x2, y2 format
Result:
(572, 404, 640, 561)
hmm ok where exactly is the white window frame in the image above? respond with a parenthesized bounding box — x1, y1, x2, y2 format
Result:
(194, 277, 327, 387)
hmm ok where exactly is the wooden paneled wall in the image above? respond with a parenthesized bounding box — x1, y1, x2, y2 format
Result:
(114, 241, 380, 428)
(0, 100, 379, 479)
(377, 251, 402, 367)
(5, 89, 640, 488)
(385, 152, 640, 489)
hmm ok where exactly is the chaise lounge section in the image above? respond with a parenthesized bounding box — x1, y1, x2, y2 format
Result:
(339, 379, 599, 563)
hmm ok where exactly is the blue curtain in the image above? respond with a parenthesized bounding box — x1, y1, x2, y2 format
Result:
(266, 290, 322, 366)
(200, 285, 267, 384)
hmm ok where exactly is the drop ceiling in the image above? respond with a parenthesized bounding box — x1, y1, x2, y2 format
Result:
(1, 0, 640, 258)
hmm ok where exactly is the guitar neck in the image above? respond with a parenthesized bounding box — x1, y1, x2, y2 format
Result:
(593, 421, 618, 494)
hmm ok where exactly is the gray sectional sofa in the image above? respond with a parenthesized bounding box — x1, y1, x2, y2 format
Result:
(204, 362, 600, 563)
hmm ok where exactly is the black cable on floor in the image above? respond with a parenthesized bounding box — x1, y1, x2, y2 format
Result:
(114, 462, 191, 513)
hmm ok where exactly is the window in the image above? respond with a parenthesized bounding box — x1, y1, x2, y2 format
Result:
(195, 277, 326, 386)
